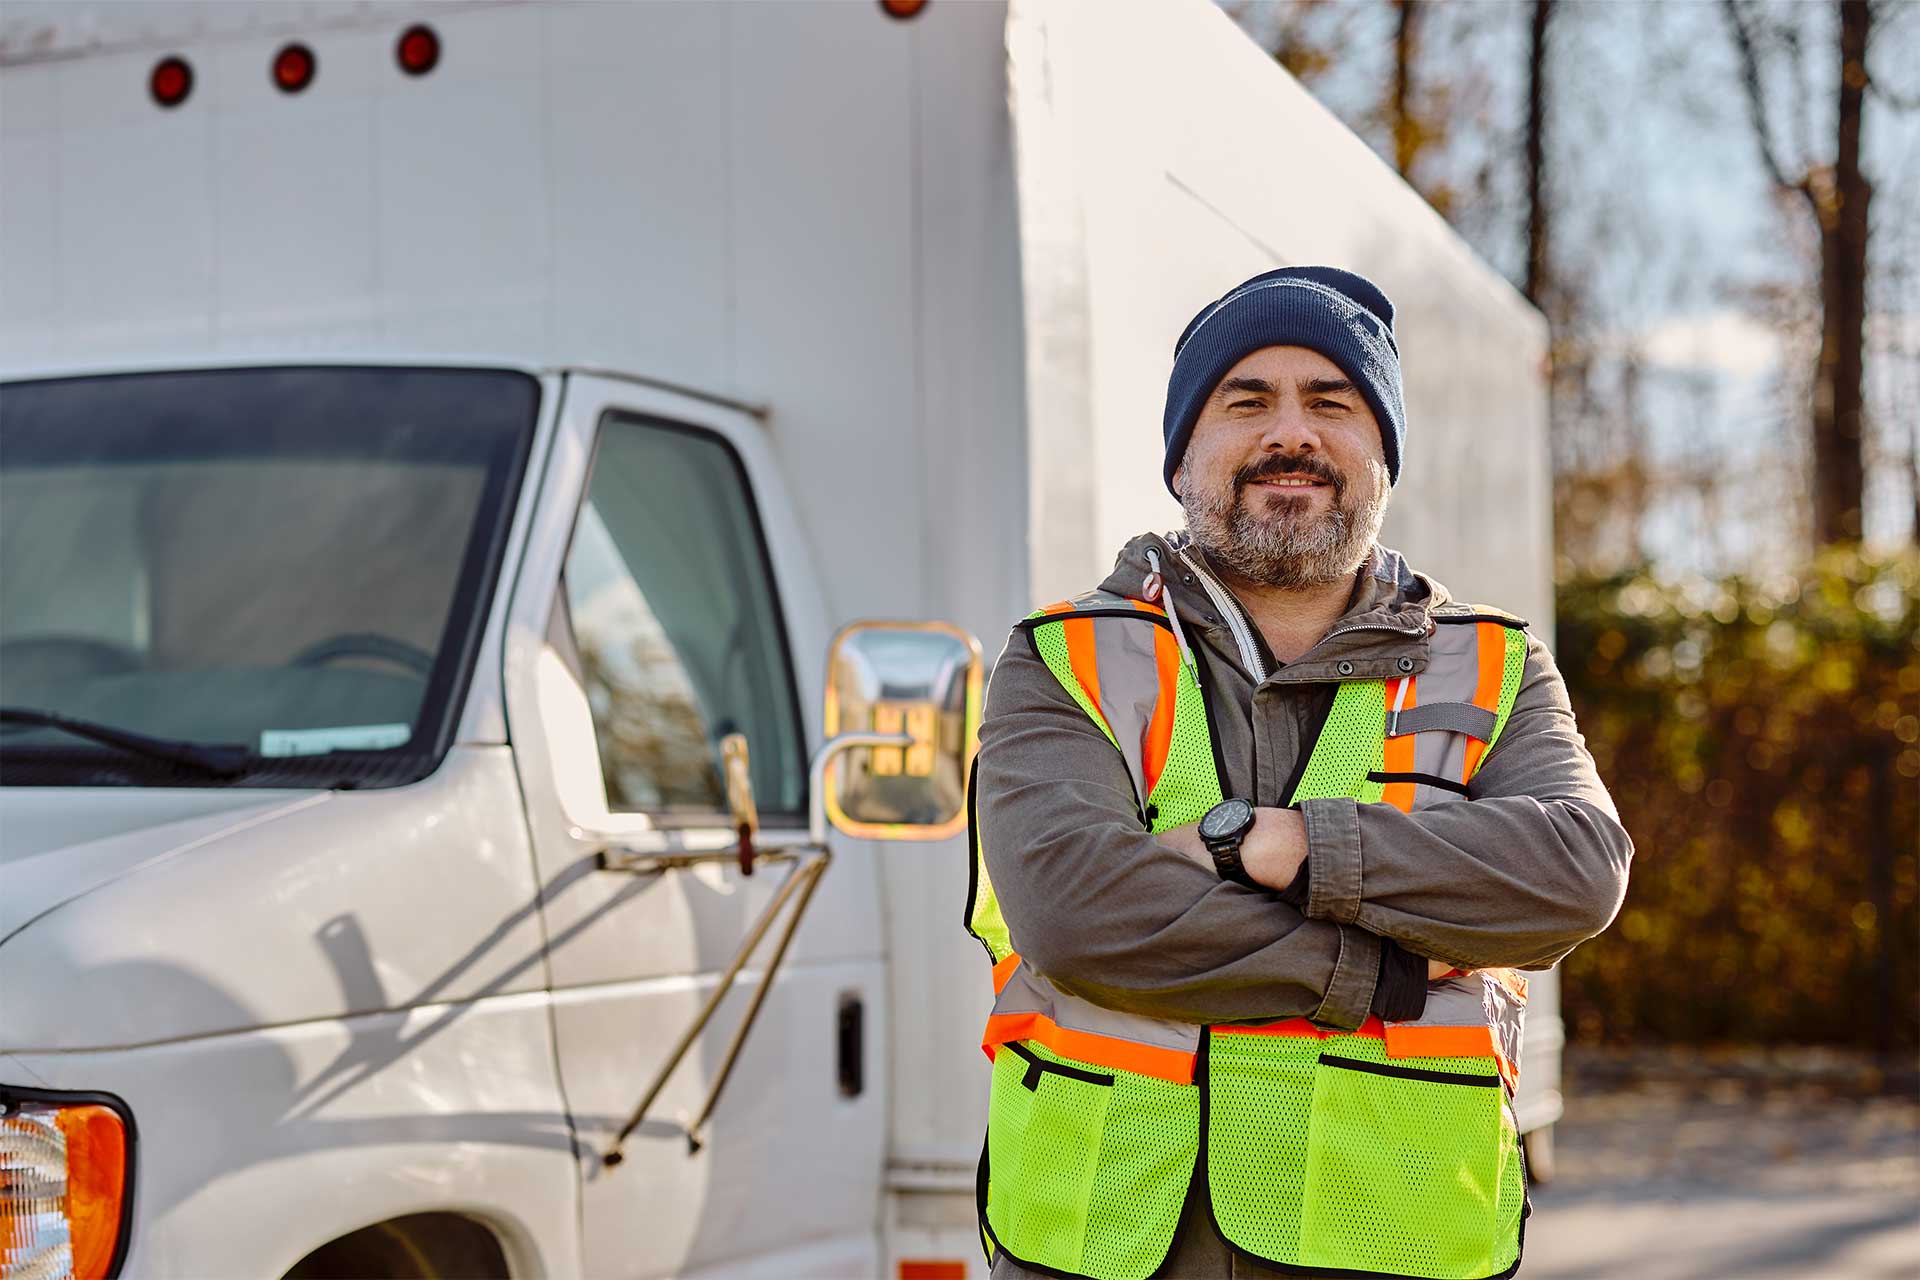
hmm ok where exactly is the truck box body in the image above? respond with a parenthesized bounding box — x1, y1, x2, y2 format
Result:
(0, 1, 1557, 1275)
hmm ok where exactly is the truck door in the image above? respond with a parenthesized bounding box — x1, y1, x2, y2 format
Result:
(502, 373, 887, 1278)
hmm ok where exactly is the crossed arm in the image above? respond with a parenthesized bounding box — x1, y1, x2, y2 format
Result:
(974, 628, 1633, 1030)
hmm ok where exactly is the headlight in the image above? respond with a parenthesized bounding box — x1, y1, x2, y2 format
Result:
(1, 1089, 133, 1280)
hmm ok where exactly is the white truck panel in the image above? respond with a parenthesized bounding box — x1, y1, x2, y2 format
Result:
(0, 748, 548, 1052)
(3, 993, 577, 1278)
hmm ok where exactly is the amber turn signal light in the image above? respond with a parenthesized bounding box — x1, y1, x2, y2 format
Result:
(1, 1092, 134, 1280)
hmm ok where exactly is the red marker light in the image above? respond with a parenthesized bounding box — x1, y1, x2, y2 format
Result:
(879, 0, 928, 17)
(396, 25, 439, 76)
(272, 43, 316, 93)
(150, 56, 192, 108)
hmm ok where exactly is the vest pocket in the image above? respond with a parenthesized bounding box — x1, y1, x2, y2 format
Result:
(983, 1039, 1197, 1280)
(1205, 1030, 1321, 1261)
(1297, 1050, 1521, 1278)
(1205, 1033, 1525, 1280)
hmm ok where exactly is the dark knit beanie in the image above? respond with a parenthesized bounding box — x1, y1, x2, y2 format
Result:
(1162, 266, 1406, 495)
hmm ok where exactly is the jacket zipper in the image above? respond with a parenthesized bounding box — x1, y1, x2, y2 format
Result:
(1174, 545, 1431, 680)
(1175, 546, 1269, 681)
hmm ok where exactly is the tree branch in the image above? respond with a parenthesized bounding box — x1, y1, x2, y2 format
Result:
(1721, 0, 1807, 196)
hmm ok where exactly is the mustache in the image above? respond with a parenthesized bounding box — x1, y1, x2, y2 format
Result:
(1235, 454, 1345, 495)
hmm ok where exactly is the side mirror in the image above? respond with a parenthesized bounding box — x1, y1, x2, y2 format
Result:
(819, 620, 982, 841)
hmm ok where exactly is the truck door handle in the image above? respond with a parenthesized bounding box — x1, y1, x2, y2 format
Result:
(837, 992, 865, 1098)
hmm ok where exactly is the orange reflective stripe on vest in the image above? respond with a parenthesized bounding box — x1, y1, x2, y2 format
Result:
(1379, 674, 1418, 811)
(1142, 617, 1181, 798)
(983, 1011, 1199, 1085)
(1461, 621, 1508, 780)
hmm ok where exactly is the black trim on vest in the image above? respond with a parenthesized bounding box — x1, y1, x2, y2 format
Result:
(1316, 1053, 1499, 1087)
(1001, 1040, 1116, 1090)
(1280, 683, 1339, 808)
(1432, 610, 1529, 630)
(1364, 770, 1472, 797)
(1016, 608, 1176, 634)
(963, 754, 998, 964)
(1188, 643, 1237, 808)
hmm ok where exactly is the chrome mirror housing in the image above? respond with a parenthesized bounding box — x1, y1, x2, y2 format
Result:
(819, 621, 982, 841)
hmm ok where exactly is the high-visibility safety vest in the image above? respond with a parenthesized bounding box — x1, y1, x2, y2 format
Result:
(966, 589, 1533, 1280)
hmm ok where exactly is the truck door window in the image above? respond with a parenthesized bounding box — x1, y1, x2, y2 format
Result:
(561, 413, 805, 820)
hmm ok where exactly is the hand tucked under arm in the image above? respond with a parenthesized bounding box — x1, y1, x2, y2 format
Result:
(1162, 811, 1453, 983)
(1295, 632, 1634, 970)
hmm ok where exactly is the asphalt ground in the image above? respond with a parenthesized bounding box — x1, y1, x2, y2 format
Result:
(1523, 1049, 1920, 1279)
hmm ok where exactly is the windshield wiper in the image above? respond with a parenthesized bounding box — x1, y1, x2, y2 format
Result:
(0, 708, 254, 777)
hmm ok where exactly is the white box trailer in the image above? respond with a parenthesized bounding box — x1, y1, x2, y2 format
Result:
(0, 1, 1559, 1277)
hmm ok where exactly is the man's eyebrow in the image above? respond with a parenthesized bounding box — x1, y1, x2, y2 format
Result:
(1213, 377, 1275, 400)
(1302, 377, 1360, 396)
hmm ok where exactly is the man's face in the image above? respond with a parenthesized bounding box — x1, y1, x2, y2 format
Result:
(1173, 345, 1390, 589)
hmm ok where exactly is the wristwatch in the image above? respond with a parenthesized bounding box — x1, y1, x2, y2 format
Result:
(1199, 798, 1259, 888)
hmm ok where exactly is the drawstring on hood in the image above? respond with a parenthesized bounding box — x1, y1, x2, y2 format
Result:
(1144, 546, 1202, 680)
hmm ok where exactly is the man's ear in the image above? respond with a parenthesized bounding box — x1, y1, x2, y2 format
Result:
(1171, 460, 1185, 500)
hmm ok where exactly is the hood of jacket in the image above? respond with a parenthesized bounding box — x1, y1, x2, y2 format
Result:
(1096, 531, 1453, 683)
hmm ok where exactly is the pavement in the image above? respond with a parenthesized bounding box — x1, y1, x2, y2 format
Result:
(1523, 1050, 1920, 1279)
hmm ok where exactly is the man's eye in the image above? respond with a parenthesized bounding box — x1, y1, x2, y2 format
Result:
(1314, 400, 1350, 411)
(1230, 399, 1264, 411)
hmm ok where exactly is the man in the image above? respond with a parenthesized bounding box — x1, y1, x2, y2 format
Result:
(966, 266, 1632, 1280)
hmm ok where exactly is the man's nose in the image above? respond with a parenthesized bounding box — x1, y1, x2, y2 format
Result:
(1257, 401, 1323, 454)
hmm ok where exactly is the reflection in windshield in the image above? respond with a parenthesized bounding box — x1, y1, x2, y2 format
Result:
(567, 505, 726, 811)
(0, 367, 536, 787)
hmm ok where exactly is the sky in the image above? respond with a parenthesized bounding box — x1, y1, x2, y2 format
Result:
(1226, 0, 1920, 573)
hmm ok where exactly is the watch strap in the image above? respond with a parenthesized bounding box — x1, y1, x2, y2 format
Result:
(1207, 833, 1259, 889)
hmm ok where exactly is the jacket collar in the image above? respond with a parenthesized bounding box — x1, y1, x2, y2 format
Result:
(1097, 531, 1448, 684)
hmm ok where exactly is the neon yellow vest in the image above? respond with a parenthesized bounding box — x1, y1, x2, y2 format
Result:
(966, 589, 1531, 1280)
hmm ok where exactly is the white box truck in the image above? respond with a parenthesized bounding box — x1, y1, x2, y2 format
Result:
(0, 1, 1560, 1276)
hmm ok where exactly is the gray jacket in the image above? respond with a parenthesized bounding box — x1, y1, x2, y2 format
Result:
(974, 531, 1633, 1031)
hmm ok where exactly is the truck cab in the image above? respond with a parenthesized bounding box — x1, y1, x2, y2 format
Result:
(2, 360, 965, 1277)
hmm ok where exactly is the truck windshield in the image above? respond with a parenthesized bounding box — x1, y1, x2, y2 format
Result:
(0, 366, 536, 788)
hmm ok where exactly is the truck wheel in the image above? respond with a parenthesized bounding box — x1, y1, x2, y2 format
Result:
(1523, 1123, 1555, 1187)
(284, 1213, 508, 1279)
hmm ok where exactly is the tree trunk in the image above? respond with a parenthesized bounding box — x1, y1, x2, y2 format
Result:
(1391, 0, 1424, 180)
(1524, 0, 1555, 310)
(1812, 0, 1871, 545)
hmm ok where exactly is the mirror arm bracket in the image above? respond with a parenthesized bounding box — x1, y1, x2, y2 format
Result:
(598, 731, 909, 1169)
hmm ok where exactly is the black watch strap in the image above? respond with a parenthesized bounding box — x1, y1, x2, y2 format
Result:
(1209, 837, 1259, 889)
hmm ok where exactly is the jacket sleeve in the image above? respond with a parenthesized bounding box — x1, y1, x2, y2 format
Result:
(1297, 631, 1633, 970)
(975, 628, 1387, 1030)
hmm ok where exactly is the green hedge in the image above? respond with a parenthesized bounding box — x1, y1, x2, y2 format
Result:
(1555, 549, 1919, 1050)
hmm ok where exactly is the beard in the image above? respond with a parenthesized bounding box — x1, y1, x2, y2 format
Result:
(1180, 452, 1389, 589)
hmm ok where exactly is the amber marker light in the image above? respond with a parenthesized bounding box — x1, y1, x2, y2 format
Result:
(273, 42, 317, 93)
(0, 1091, 135, 1280)
(879, 0, 928, 18)
(150, 55, 192, 108)
(396, 24, 440, 76)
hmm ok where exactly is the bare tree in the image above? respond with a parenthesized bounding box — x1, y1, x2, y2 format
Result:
(1524, 0, 1555, 309)
(1723, 0, 1875, 547)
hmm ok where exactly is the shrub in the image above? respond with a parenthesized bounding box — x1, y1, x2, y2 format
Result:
(1556, 548, 1919, 1051)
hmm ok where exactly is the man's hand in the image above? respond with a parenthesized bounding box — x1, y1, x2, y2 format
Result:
(1161, 814, 1469, 985)
(1158, 806, 1308, 891)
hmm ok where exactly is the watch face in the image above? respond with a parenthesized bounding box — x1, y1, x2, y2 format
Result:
(1200, 798, 1254, 841)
